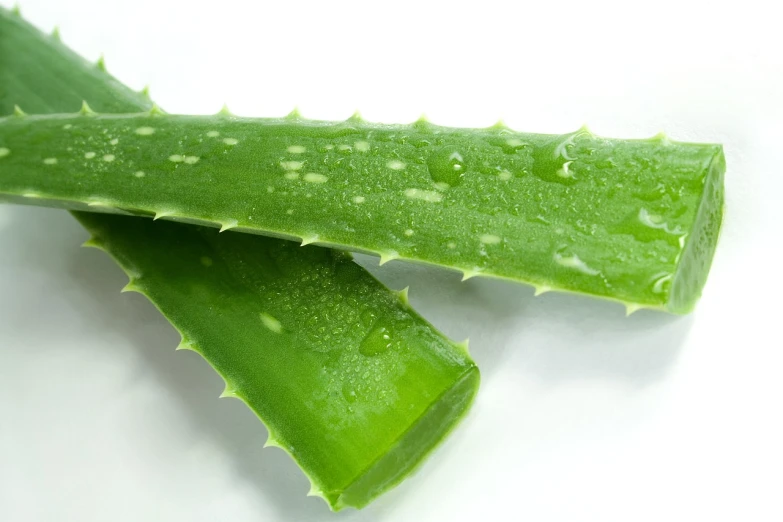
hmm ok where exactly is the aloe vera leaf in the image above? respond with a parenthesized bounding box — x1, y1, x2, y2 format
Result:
(0, 6, 479, 510)
(76, 212, 479, 510)
(0, 108, 725, 314)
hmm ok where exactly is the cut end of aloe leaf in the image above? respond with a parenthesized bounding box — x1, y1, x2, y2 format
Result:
(331, 366, 479, 510)
(668, 150, 725, 313)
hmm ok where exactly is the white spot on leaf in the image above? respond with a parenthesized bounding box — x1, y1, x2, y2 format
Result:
(0, 148, 10, 158)
(352, 196, 366, 204)
(84, 152, 96, 159)
(387, 160, 406, 170)
(260, 313, 282, 333)
(103, 154, 115, 162)
(280, 161, 303, 171)
(355, 141, 370, 152)
(304, 173, 328, 183)
(43, 158, 57, 165)
(554, 252, 599, 275)
(480, 234, 501, 245)
(135, 126, 155, 136)
(223, 138, 238, 145)
(169, 154, 184, 163)
(287, 145, 306, 154)
(404, 188, 442, 202)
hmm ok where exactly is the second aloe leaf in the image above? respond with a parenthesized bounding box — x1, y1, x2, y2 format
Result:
(77, 212, 479, 510)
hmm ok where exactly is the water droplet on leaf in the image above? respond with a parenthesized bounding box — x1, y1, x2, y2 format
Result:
(359, 324, 393, 356)
(427, 147, 467, 187)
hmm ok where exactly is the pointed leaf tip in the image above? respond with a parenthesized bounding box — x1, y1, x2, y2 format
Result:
(217, 104, 233, 117)
(461, 269, 480, 281)
(140, 85, 151, 99)
(175, 339, 195, 351)
(412, 113, 430, 127)
(533, 285, 552, 296)
(307, 483, 325, 498)
(378, 252, 399, 266)
(81, 238, 104, 250)
(263, 436, 284, 449)
(96, 54, 107, 72)
(300, 234, 319, 246)
(51, 26, 61, 41)
(625, 303, 643, 316)
(79, 100, 96, 116)
(651, 131, 672, 145)
(11, 4, 21, 16)
(347, 110, 364, 123)
(219, 387, 237, 399)
(453, 338, 470, 355)
(397, 286, 410, 306)
(578, 123, 593, 135)
(121, 281, 140, 293)
(148, 103, 165, 116)
(219, 220, 238, 233)
(286, 107, 302, 120)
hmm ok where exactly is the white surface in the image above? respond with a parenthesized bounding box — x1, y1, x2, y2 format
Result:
(1, 1, 781, 520)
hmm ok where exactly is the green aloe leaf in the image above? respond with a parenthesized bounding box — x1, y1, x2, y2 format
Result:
(0, 109, 724, 315)
(0, 6, 479, 510)
(76, 212, 479, 510)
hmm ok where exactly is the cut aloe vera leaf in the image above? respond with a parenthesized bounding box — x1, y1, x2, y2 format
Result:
(0, 110, 724, 313)
(0, 6, 479, 509)
(76, 212, 479, 510)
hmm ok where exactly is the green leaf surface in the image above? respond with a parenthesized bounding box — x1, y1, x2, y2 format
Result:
(76, 212, 479, 510)
(0, 109, 724, 313)
(0, 6, 479, 510)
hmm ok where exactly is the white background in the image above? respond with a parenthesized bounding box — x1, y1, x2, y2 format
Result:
(1, 1, 781, 521)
